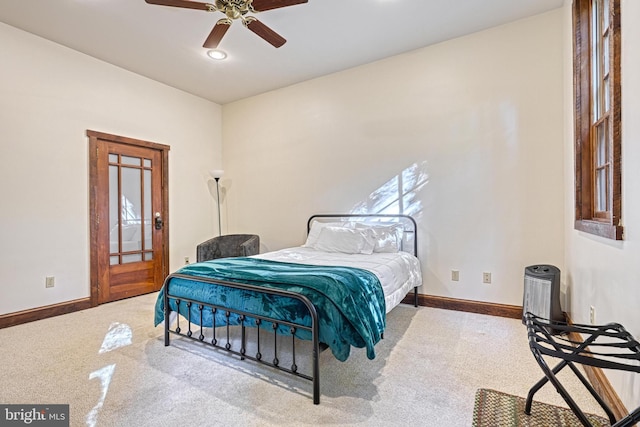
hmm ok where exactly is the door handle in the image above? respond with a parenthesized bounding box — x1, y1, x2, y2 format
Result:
(154, 212, 163, 230)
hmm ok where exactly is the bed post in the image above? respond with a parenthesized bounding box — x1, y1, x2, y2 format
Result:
(409, 215, 419, 308)
(312, 314, 320, 404)
(164, 279, 170, 347)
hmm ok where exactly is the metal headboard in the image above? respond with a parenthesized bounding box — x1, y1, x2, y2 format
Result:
(306, 214, 418, 258)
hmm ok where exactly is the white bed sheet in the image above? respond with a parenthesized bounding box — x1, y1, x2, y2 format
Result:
(253, 247, 422, 313)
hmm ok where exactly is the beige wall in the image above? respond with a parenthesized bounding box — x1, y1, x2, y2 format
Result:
(0, 22, 222, 314)
(562, 0, 640, 409)
(2, 0, 637, 412)
(222, 10, 565, 307)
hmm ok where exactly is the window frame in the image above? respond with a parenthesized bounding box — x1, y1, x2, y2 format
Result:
(573, 0, 622, 240)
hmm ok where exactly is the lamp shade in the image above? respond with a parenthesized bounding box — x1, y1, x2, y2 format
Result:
(209, 169, 224, 179)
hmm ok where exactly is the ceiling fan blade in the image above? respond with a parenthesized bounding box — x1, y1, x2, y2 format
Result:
(250, 0, 308, 12)
(145, 0, 212, 11)
(245, 18, 286, 48)
(203, 19, 232, 48)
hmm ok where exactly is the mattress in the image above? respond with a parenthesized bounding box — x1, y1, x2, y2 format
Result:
(254, 247, 422, 313)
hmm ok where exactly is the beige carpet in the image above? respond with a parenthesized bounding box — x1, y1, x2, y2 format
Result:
(0, 293, 607, 426)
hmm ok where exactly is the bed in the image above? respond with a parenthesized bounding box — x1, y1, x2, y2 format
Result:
(154, 214, 422, 404)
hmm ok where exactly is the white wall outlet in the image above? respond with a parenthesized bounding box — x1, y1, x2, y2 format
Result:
(184, 256, 190, 265)
(451, 270, 460, 281)
(590, 305, 596, 324)
(482, 272, 491, 284)
(45, 276, 55, 288)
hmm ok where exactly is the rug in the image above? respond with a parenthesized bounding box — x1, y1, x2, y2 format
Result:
(472, 388, 610, 427)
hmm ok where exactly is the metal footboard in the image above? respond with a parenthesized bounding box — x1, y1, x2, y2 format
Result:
(163, 273, 321, 404)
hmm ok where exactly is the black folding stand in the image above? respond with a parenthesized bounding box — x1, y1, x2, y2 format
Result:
(524, 312, 640, 427)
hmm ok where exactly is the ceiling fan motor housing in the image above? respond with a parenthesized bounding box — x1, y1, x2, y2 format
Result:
(215, 0, 251, 19)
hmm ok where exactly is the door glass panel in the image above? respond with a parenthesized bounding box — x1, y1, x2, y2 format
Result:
(122, 156, 141, 167)
(144, 169, 152, 250)
(109, 165, 119, 256)
(106, 149, 155, 267)
(122, 254, 143, 263)
(121, 166, 142, 258)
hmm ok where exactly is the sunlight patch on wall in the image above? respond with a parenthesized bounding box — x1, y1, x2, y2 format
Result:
(351, 162, 429, 219)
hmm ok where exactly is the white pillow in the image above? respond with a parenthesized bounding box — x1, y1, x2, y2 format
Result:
(356, 223, 403, 253)
(303, 221, 349, 248)
(313, 226, 375, 254)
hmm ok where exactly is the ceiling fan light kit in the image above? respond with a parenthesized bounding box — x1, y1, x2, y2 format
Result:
(145, 0, 309, 49)
(207, 49, 228, 60)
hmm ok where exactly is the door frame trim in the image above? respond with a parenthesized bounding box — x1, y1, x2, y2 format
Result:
(88, 130, 170, 306)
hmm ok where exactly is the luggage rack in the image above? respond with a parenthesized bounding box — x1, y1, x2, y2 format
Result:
(524, 312, 640, 427)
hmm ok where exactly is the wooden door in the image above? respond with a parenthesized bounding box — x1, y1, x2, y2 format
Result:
(89, 130, 169, 305)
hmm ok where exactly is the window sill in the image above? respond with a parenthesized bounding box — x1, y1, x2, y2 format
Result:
(575, 219, 623, 240)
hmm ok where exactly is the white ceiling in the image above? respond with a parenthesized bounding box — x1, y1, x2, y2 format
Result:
(0, 0, 563, 105)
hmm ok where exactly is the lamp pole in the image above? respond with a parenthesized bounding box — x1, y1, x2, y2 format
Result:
(210, 169, 224, 236)
(215, 177, 221, 236)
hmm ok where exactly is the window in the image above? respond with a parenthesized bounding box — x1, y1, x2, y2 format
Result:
(573, 0, 622, 240)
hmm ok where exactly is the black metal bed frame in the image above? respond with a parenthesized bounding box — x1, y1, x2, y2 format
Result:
(307, 214, 419, 308)
(163, 214, 420, 404)
(524, 312, 640, 426)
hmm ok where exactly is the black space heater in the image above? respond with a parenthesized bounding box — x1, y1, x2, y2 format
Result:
(522, 265, 563, 330)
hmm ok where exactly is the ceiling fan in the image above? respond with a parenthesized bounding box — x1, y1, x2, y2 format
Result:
(145, 0, 309, 48)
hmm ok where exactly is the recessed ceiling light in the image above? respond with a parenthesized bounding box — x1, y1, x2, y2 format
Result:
(207, 49, 227, 60)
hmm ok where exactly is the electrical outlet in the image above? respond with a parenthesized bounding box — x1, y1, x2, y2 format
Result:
(184, 257, 190, 265)
(451, 270, 460, 281)
(45, 276, 55, 288)
(482, 272, 491, 284)
(590, 305, 596, 324)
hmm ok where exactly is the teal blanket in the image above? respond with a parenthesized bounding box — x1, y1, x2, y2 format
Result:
(154, 257, 386, 361)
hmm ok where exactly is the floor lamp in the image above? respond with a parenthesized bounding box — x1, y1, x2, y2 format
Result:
(210, 169, 224, 236)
